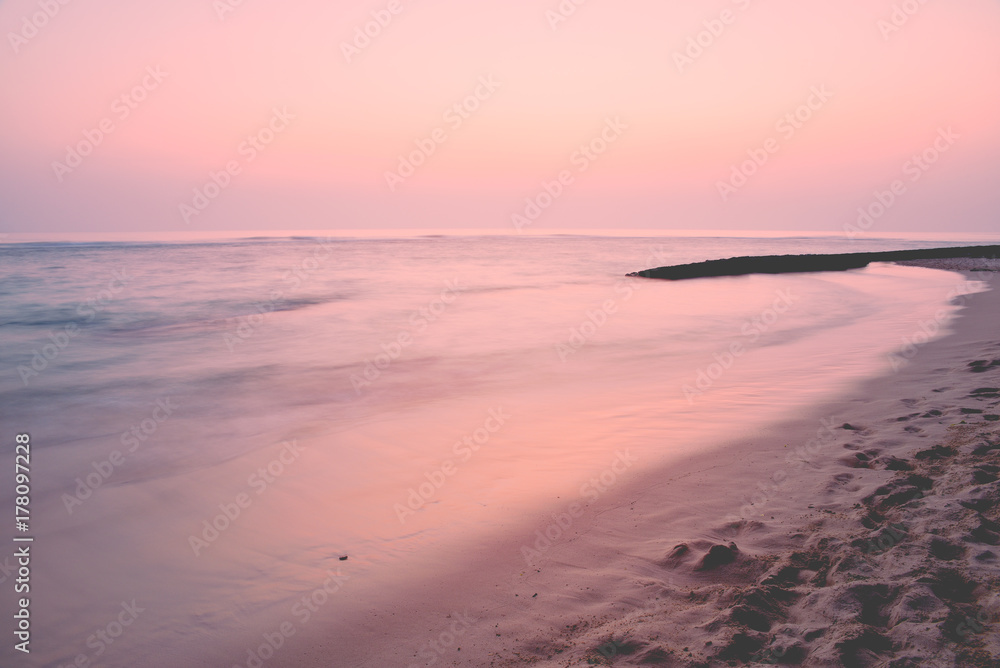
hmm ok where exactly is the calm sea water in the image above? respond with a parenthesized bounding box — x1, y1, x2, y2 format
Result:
(0, 234, 991, 667)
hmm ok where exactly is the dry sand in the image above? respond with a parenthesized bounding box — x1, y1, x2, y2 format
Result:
(301, 262, 1000, 668)
(472, 263, 1000, 667)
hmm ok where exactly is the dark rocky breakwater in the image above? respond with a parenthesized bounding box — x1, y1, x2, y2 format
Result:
(629, 244, 1000, 280)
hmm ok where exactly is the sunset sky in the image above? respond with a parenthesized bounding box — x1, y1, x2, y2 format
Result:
(2, 0, 999, 234)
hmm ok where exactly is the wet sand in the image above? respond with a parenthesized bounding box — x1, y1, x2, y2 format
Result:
(294, 259, 1000, 667)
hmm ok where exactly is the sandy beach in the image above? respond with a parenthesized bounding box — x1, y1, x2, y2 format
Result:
(309, 260, 1000, 668)
(8, 238, 999, 668)
(7, 1, 1000, 665)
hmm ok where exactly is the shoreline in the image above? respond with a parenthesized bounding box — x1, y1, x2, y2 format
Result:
(475, 263, 1000, 667)
(290, 262, 1000, 668)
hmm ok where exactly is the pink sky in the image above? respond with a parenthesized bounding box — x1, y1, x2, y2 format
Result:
(1, 0, 999, 234)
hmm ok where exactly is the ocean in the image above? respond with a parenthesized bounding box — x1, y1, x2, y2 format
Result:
(0, 233, 992, 667)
